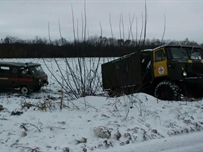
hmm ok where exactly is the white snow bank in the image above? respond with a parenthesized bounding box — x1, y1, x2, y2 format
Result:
(1, 92, 203, 152)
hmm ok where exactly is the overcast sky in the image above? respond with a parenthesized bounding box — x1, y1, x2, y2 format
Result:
(0, 0, 202, 43)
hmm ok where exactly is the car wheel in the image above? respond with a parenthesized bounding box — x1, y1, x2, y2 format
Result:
(20, 86, 30, 95)
(154, 80, 181, 101)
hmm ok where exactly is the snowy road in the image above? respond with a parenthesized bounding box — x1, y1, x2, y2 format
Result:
(95, 131, 203, 152)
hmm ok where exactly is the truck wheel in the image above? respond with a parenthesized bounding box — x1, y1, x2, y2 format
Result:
(154, 80, 181, 101)
(20, 86, 30, 95)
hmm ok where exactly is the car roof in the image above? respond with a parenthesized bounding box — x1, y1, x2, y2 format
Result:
(0, 61, 41, 67)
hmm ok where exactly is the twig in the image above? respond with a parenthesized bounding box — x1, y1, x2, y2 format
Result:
(22, 121, 41, 132)
(14, 144, 41, 152)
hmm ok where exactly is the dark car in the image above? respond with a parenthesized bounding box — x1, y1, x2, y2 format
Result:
(0, 61, 48, 94)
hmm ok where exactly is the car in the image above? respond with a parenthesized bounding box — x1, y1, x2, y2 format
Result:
(0, 61, 48, 95)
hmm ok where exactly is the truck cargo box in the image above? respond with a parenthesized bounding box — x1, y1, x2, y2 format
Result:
(101, 52, 144, 91)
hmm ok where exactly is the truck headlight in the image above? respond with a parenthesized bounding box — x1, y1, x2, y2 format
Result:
(183, 71, 187, 77)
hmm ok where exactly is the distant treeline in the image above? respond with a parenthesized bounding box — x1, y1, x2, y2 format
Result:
(0, 36, 202, 58)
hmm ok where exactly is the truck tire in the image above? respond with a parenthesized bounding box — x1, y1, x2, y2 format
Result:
(20, 86, 30, 95)
(154, 80, 181, 101)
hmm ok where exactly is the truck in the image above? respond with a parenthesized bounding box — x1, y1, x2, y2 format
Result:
(0, 61, 48, 95)
(101, 45, 203, 100)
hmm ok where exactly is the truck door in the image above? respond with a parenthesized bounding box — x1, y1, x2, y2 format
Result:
(153, 48, 168, 77)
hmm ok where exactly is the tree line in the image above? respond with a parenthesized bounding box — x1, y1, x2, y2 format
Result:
(0, 36, 202, 58)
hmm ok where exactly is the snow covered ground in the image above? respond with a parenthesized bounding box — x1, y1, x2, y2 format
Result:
(0, 58, 203, 152)
(1, 92, 203, 152)
(94, 131, 203, 152)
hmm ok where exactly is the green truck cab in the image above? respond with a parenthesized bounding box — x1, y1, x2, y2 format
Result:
(0, 61, 48, 95)
(101, 45, 203, 100)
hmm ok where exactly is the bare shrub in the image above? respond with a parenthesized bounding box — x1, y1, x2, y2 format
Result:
(107, 93, 148, 121)
(43, 57, 102, 101)
(20, 96, 57, 112)
(127, 94, 147, 117)
(44, 1, 103, 102)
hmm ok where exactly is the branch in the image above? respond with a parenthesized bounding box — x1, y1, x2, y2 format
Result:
(58, 18, 62, 39)
(47, 21, 51, 44)
(121, 12, 125, 40)
(109, 12, 114, 38)
(161, 14, 166, 44)
(83, 0, 87, 42)
(143, 0, 147, 46)
(21, 121, 41, 132)
(139, 12, 143, 45)
(99, 21, 103, 37)
(71, 4, 76, 42)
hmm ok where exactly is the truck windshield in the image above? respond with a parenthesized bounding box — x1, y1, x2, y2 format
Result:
(168, 47, 203, 60)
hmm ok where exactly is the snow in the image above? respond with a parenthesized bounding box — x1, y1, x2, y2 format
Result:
(1, 93, 203, 152)
(94, 131, 203, 152)
(0, 58, 203, 152)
